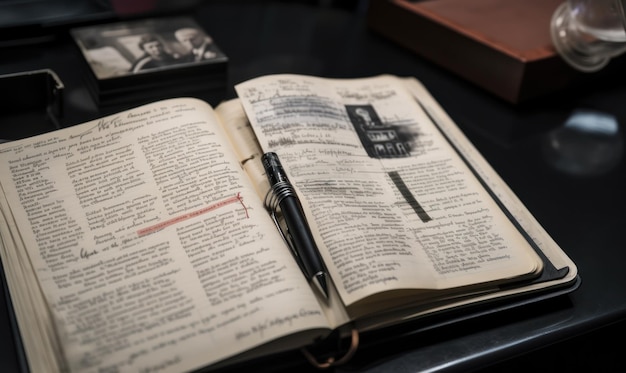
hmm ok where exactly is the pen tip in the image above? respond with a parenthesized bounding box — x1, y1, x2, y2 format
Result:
(312, 272, 329, 299)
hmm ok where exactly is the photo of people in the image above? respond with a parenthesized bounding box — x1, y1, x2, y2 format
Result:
(174, 27, 220, 62)
(71, 17, 227, 80)
(130, 33, 181, 72)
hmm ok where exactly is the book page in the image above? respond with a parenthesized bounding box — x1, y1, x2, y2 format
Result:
(400, 77, 577, 284)
(0, 98, 330, 373)
(214, 99, 270, 198)
(235, 75, 542, 308)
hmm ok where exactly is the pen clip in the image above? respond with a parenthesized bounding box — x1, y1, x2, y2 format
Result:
(264, 181, 306, 272)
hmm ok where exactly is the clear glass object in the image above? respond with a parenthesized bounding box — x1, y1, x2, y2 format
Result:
(551, 0, 626, 72)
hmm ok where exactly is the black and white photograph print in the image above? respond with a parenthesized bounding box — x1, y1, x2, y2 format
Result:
(345, 104, 416, 159)
(71, 17, 227, 80)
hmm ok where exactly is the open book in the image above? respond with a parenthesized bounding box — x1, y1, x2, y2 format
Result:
(0, 74, 578, 373)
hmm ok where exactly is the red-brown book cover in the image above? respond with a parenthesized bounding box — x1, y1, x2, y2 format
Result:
(367, 0, 580, 103)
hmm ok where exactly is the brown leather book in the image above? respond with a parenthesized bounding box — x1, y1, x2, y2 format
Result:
(367, 0, 580, 103)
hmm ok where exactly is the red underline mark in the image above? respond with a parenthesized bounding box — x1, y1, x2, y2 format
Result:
(137, 192, 248, 237)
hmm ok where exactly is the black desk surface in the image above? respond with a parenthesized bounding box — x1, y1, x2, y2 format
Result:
(0, 2, 625, 372)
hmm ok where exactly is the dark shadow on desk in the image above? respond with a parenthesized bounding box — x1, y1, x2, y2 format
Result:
(341, 294, 576, 372)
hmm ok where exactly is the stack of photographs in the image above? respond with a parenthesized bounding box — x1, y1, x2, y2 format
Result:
(71, 16, 228, 107)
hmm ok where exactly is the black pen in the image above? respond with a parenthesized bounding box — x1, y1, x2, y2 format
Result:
(262, 152, 330, 300)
